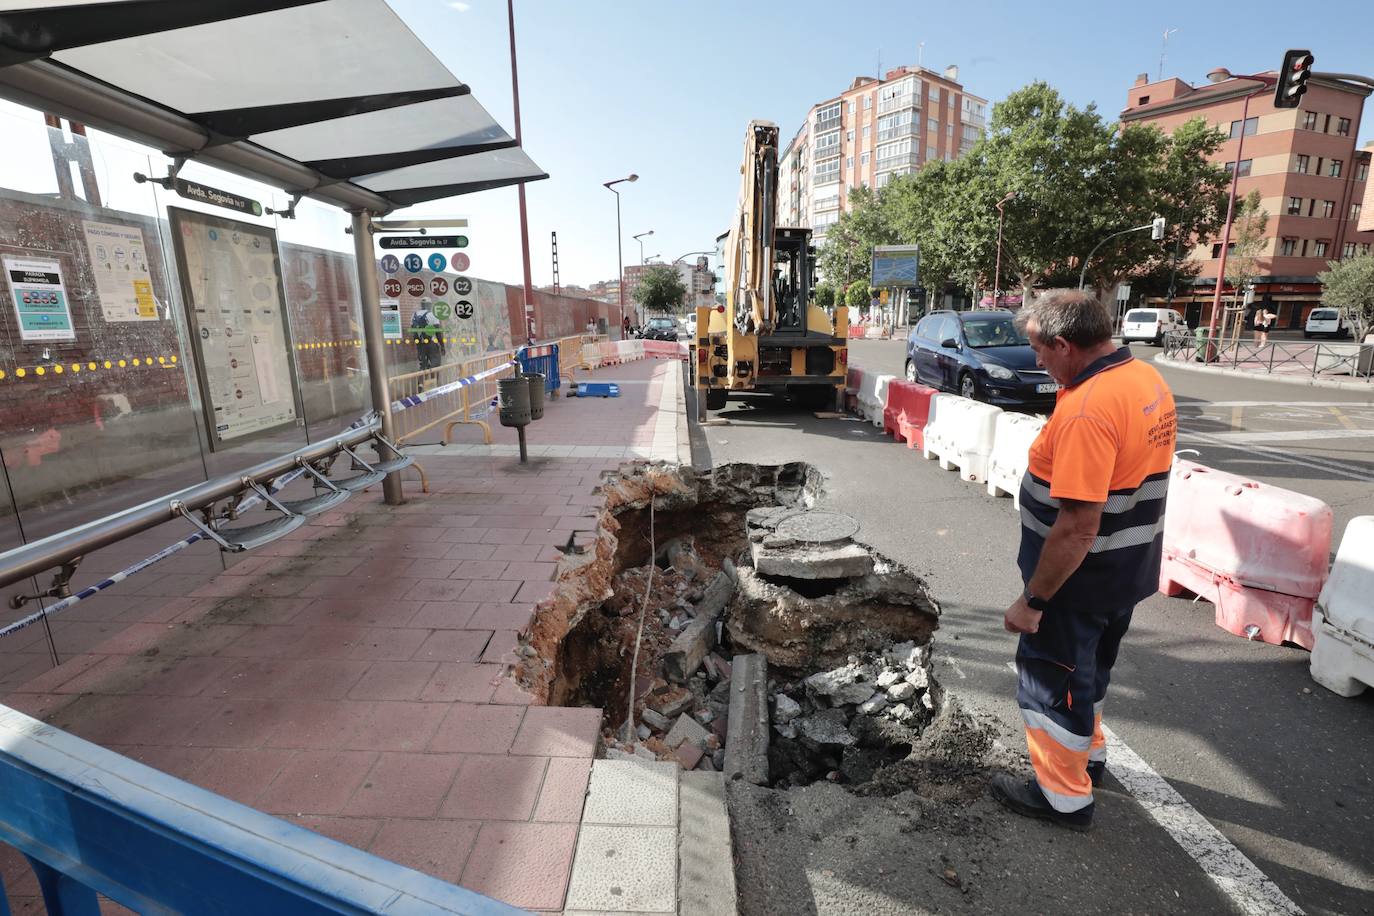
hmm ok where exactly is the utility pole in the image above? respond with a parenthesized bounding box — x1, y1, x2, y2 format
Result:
(507, 0, 535, 343)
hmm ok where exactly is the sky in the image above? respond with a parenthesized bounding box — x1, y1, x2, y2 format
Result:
(384, 0, 1374, 290)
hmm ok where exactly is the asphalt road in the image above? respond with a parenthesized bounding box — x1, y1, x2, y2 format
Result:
(692, 339, 1374, 916)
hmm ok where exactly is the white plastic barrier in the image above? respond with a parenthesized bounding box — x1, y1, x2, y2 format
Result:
(857, 372, 895, 427)
(986, 412, 1047, 508)
(615, 339, 645, 362)
(922, 395, 1002, 483)
(1310, 516, 1374, 697)
(581, 340, 604, 369)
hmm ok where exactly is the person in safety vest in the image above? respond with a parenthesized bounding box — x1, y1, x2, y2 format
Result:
(411, 298, 446, 371)
(991, 289, 1177, 831)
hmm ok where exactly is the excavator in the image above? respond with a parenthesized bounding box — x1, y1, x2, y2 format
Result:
(694, 120, 848, 417)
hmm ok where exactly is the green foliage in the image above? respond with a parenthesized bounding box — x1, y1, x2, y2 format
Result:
(634, 264, 686, 313)
(814, 281, 835, 308)
(1318, 253, 1374, 342)
(845, 280, 871, 308)
(1223, 189, 1270, 305)
(815, 83, 1230, 300)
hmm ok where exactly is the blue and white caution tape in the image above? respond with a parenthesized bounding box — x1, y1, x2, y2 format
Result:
(390, 359, 516, 412)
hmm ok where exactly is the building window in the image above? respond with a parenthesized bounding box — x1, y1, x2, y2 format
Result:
(946, 123, 954, 136)
(1314, 240, 1329, 257)
(1357, 162, 1369, 182)
(928, 84, 940, 102)
(1295, 154, 1310, 174)
(814, 129, 840, 156)
(1352, 203, 1363, 222)
(1281, 238, 1298, 256)
(1287, 196, 1302, 215)
(1224, 159, 1253, 178)
(860, 152, 870, 166)
(1329, 159, 1342, 178)
(864, 95, 872, 109)
(1301, 240, 1309, 256)
(928, 117, 937, 131)
(862, 126, 869, 138)
(814, 158, 840, 184)
(1211, 242, 1236, 258)
(1324, 114, 1332, 132)
(1138, 95, 1150, 105)
(1228, 117, 1257, 139)
(1321, 200, 1335, 219)
(1302, 111, 1319, 130)
(846, 156, 853, 169)
(848, 101, 855, 114)
(1343, 242, 1357, 258)
(1336, 117, 1351, 137)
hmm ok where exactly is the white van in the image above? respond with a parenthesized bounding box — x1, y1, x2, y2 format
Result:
(1122, 308, 1188, 345)
(1304, 308, 1349, 339)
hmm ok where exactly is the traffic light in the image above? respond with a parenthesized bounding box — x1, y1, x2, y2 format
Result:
(1273, 49, 1314, 109)
(1151, 217, 1167, 241)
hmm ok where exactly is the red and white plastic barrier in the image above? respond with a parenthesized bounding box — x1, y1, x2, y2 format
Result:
(643, 340, 688, 360)
(986, 412, 1047, 508)
(882, 381, 938, 450)
(921, 395, 1002, 483)
(1310, 516, 1374, 696)
(845, 367, 865, 414)
(1159, 459, 1333, 649)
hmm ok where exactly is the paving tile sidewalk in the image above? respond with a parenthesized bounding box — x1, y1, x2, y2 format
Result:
(1, 357, 686, 913)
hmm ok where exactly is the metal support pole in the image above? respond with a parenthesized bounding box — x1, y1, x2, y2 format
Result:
(613, 189, 625, 334)
(1207, 90, 1253, 360)
(350, 209, 404, 505)
(507, 0, 536, 345)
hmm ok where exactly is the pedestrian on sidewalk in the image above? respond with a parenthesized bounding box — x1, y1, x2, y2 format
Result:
(992, 289, 1177, 831)
(622, 314, 632, 340)
(1253, 307, 1277, 346)
(411, 298, 446, 373)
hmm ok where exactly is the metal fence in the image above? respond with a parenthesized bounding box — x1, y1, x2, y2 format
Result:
(387, 351, 516, 445)
(1161, 331, 1374, 381)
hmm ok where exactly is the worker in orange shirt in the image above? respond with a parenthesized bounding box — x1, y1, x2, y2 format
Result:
(992, 289, 1177, 831)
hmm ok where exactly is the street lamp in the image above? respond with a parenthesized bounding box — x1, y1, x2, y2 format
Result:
(633, 229, 654, 265)
(604, 174, 638, 334)
(992, 191, 1016, 306)
(1078, 217, 1167, 290)
(1200, 67, 1276, 360)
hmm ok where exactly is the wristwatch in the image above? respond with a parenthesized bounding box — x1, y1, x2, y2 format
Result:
(1022, 587, 1051, 611)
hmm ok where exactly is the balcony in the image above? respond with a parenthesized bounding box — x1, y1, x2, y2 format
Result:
(878, 93, 918, 115)
(815, 114, 841, 133)
(876, 121, 921, 142)
(876, 150, 921, 172)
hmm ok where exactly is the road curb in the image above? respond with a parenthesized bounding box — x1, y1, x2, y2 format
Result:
(1152, 354, 1374, 392)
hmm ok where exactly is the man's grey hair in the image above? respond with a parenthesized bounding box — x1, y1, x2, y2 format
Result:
(1015, 289, 1113, 348)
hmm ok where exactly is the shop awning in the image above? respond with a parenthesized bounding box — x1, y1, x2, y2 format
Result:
(0, 0, 547, 213)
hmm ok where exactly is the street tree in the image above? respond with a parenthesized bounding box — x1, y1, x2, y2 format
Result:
(845, 280, 871, 310)
(814, 281, 835, 308)
(818, 185, 896, 290)
(1318, 253, 1374, 342)
(634, 264, 686, 313)
(1221, 189, 1270, 332)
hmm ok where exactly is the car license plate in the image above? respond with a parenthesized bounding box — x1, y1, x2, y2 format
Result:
(1036, 382, 1058, 394)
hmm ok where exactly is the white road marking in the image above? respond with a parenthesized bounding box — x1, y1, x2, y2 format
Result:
(1103, 725, 1304, 915)
(1195, 427, 1374, 444)
(1177, 429, 1374, 482)
(1193, 400, 1374, 408)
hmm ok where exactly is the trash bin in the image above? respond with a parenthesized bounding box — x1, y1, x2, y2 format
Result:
(1194, 326, 1215, 363)
(525, 373, 546, 420)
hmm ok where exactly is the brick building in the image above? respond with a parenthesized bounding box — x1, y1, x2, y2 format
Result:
(1121, 71, 1374, 329)
(778, 65, 987, 241)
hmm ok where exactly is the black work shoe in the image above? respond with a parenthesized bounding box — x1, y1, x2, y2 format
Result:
(989, 773, 1094, 832)
(1087, 760, 1105, 787)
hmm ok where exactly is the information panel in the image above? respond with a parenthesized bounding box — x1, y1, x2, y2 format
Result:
(871, 245, 920, 289)
(168, 207, 299, 449)
(4, 255, 76, 341)
(81, 220, 157, 322)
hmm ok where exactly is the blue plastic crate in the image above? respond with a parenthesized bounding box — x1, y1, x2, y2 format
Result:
(573, 382, 620, 398)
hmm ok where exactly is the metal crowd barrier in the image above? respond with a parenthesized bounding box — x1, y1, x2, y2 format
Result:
(516, 343, 561, 396)
(1162, 330, 1374, 380)
(387, 351, 516, 445)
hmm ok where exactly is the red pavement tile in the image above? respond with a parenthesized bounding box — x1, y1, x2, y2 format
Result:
(533, 757, 592, 823)
(405, 558, 464, 579)
(453, 560, 509, 580)
(300, 576, 402, 600)
(215, 624, 311, 659)
(419, 663, 504, 703)
(19, 653, 115, 694)
(491, 544, 544, 562)
(90, 623, 181, 656)
(343, 752, 463, 818)
(457, 579, 521, 603)
(440, 754, 547, 821)
(352, 556, 415, 578)
(523, 528, 575, 547)
(353, 541, 453, 559)
(348, 661, 440, 701)
(440, 542, 499, 561)
(509, 706, 601, 758)
(187, 746, 295, 806)
(480, 630, 521, 665)
(463, 603, 535, 632)
(406, 601, 478, 629)
(460, 821, 578, 912)
(514, 580, 557, 605)
(368, 819, 481, 886)
(126, 656, 240, 697)
(440, 528, 491, 545)
(262, 699, 369, 749)
(1, 692, 71, 721)
(429, 703, 525, 754)
(412, 629, 492, 663)
(281, 814, 382, 851)
(188, 577, 256, 599)
(348, 701, 447, 752)
(291, 598, 423, 628)
(109, 744, 215, 783)
(490, 676, 536, 707)
(500, 562, 559, 582)
(185, 698, 291, 748)
(257, 750, 379, 815)
(480, 527, 537, 546)
(404, 579, 471, 603)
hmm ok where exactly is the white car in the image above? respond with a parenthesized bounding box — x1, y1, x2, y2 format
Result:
(1121, 307, 1188, 345)
(1304, 308, 1349, 339)
(684, 316, 697, 338)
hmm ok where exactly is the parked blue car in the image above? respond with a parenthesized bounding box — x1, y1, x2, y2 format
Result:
(904, 310, 1058, 409)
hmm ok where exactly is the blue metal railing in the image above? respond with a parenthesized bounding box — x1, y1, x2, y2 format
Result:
(516, 344, 561, 396)
(0, 706, 526, 915)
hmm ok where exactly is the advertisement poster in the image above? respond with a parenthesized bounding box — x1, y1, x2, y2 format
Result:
(81, 220, 157, 321)
(4, 255, 76, 341)
(380, 298, 401, 339)
(168, 207, 299, 448)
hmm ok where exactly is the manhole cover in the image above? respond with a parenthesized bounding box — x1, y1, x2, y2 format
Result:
(774, 510, 860, 544)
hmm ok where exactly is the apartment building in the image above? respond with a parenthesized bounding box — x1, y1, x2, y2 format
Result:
(623, 259, 714, 314)
(778, 65, 987, 242)
(1121, 71, 1373, 329)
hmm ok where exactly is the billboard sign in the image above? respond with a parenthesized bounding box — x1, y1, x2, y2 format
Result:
(871, 245, 920, 289)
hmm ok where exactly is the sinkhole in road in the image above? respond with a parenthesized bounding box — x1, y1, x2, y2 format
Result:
(516, 461, 945, 788)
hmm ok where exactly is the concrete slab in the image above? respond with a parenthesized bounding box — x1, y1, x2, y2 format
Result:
(678, 771, 738, 916)
(564, 824, 677, 913)
(582, 759, 678, 827)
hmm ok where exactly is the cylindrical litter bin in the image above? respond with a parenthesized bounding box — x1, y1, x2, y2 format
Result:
(525, 373, 546, 421)
(498, 376, 532, 427)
